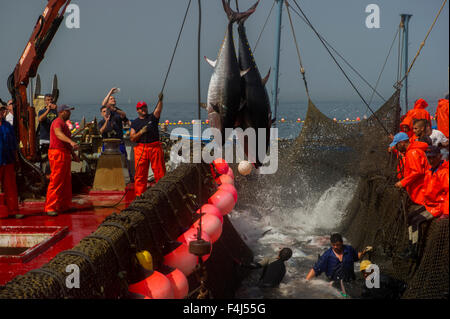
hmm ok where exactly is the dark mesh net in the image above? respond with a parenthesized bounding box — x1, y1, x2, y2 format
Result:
(236, 89, 448, 298)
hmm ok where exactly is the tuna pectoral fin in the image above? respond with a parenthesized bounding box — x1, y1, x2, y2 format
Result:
(222, 0, 260, 23)
(204, 56, 217, 68)
(240, 68, 251, 77)
(262, 68, 271, 86)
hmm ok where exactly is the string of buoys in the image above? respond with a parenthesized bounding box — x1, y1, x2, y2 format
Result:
(129, 157, 238, 299)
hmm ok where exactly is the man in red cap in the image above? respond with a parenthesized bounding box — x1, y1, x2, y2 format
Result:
(44, 104, 79, 216)
(130, 93, 165, 196)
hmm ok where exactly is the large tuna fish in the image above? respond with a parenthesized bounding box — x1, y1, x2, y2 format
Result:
(205, 0, 259, 144)
(236, 9, 272, 167)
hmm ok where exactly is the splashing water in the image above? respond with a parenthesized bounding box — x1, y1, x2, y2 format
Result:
(230, 178, 357, 299)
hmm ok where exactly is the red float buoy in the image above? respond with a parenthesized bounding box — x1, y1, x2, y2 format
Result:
(218, 183, 237, 203)
(166, 268, 189, 299)
(215, 174, 234, 186)
(163, 243, 198, 276)
(213, 158, 229, 175)
(128, 271, 174, 299)
(195, 204, 223, 223)
(192, 213, 223, 243)
(225, 167, 235, 179)
(208, 189, 235, 216)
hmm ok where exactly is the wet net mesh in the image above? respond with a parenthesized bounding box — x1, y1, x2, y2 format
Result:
(236, 89, 448, 298)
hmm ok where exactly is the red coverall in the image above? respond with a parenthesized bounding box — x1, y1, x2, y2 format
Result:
(0, 163, 19, 215)
(44, 118, 73, 213)
(435, 99, 449, 138)
(134, 141, 166, 197)
(422, 160, 449, 217)
(399, 141, 430, 205)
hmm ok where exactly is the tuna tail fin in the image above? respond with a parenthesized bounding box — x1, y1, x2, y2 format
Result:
(222, 0, 259, 23)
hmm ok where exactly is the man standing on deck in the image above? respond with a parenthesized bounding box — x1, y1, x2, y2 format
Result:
(434, 98, 449, 138)
(5, 100, 14, 126)
(44, 104, 79, 217)
(0, 106, 20, 218)
(130, 93, 165, 196)
(100, 87, 128, 155)
(37, 94, 58, 177)
(305, 234, 372, 293)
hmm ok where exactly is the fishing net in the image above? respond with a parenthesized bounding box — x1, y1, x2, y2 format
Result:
(0, 163, 252, 299)
(236, 88, 448, 298)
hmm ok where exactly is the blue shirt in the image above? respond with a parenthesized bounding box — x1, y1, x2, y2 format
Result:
(98, 109, 124, 140)
(313, 245, 359, 282)
(131, 113, 160, 144)
(0, 120, 17, 166)
(37, 108, 58, 141)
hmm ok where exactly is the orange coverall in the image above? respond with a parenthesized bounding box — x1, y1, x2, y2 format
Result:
(435, 99, 449, 138)
(404, 98, 432, 128)
(134, 141, 166, 197)
(44, 149, 72, 213)
(422, 160, 449, 217)
(399, 141, 430, 205)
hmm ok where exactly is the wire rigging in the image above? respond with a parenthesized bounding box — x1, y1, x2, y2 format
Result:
(289, 0, 391, 135)
(161, 0, 193, 94)
(287, 1, 387, 103)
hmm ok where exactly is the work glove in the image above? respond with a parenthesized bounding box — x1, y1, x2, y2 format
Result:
(139, 125, 149, 134)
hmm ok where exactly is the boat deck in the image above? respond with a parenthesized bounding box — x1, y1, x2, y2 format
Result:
(0, 185, 136, 286)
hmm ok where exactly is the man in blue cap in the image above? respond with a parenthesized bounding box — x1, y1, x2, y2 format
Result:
(391, 132, 429, 205)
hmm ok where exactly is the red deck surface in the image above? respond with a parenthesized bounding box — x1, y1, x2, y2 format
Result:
(0, 185, 136, 286)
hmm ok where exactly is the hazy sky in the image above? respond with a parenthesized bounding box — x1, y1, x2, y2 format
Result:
(0, 0, 448, 107)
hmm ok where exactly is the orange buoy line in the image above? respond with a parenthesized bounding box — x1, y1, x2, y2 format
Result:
(130, 158, 239, 299)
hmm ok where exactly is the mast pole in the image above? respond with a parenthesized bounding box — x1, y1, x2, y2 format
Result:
(400, 14, 412, 112)
(271, 0, 284, 127)
(197, 0, 202, 119)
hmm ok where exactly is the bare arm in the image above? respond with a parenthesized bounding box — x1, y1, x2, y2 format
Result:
(38, 106, 53, 122)
(153, 93, 164, 119)
(54, 127, 78, 149)
(129, 127, 148, 143)
(99, 116, 110, 134)
(306, 269, 316, 281)
(102, 87, 118, 107)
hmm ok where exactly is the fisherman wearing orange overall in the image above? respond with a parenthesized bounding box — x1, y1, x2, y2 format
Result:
(0, 106, 20, 218)
(44, 105, 79, 216)
(400, 146, 449, 260)
(435, 98, 449, 138)
(130, 94, 165, 197)
(391, 133, 429, 205)
(403, 98, 431, 129)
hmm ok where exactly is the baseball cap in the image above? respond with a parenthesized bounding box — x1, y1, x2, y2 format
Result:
(425, 145, 441, 157)
(136, 101, 148, 109)
(57, 104, 74, 113)
(389, 132, 410, 148)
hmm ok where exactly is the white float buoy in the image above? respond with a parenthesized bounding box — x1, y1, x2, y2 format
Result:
(238, 160, 253, 176)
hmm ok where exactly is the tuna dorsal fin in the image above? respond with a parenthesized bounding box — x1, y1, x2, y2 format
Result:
(204, 56, 217, 68)
(262, 68, 271, 86)
(222, 0, 260, 23)
(240, 68, 251, 77)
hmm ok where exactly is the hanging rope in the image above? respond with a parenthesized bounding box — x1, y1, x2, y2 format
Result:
(287, 1, 387, 103)
(253, 1, 276, 53)
(290, 0, 391, 135)
(397, 0, 447, 85)
(161, 0, 192, 94)
(285, 1, 310, 100)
